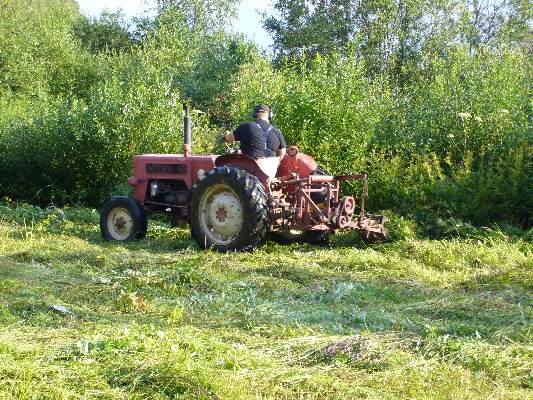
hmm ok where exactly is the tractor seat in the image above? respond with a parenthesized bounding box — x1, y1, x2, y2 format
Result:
(256, 156, 280, 178)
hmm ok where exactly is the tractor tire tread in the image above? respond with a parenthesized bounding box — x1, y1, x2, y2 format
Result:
(189, 166, 268, 252)
(100, 196, 147, 241)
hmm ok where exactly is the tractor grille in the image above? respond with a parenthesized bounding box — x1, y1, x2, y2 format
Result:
(146, 163, 187, 175)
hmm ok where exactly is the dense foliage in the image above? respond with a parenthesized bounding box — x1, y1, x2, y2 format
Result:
(0, 1, 249, 204)
(0, 0, 531, 227)
(264, 1, 532, 76)
(227, 48, 531, 225)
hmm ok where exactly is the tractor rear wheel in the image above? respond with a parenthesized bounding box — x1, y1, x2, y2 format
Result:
(190, 166, 268, 252)
(100, 196, 147, 241)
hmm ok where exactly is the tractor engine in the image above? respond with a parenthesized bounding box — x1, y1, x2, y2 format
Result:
(147, 180, 190, 206)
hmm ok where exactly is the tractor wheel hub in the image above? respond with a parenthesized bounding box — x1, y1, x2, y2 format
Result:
(199, 184, 244, 245)
(107, 207, 133, 240)
(215, 206, 228, 222)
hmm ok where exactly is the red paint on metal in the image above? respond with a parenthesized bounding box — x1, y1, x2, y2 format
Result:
(335, 174, 367, 181)
(338, 215, 350, 229)
(131, 154, 217, 204)
(287, 145, 299, 157)
(215, 154, 269, 185)
(183, 143, 191, 157)
(278, 151, 318, 178)
(309, 175, 336, 183)
(343, 196, 356, 215)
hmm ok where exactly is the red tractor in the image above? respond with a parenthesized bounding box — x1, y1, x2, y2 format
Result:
(100, 106, 388, 251)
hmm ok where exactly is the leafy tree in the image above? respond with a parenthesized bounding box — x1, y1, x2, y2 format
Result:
(263, 0, 357, 58)
(156, 0, 240, 32)
(503, 0, 533, 51)
(0, 0, 97, 97)
(263, 0, 532, 81)
(72, 10, 134, 54)
(456, 0, 532, 52)
(138, 6, 258, 121)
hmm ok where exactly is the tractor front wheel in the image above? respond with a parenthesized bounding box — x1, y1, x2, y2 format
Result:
(100, 196, 147, 241)
(190, 166, 268, 252)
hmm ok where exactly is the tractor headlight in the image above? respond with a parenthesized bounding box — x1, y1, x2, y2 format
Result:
(150, 181, 158, 197)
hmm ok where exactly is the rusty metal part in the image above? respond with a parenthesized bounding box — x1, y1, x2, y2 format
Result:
(342, 196, 356, 215)
(357, 214, 389, 241)
(297, 187, 327, 222)
(335, 174, 367, 181)
(360, 178, 368, 217)
(338, 215, 350, 229)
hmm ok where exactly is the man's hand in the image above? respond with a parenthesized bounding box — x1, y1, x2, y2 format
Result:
(277, 147, 286, 159)
(224, 131, 235, 142)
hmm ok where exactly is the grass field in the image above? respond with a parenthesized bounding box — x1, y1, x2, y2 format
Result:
(0, 203, 531, 399)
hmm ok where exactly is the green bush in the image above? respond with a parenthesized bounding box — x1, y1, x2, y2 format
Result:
(0, 6, 246, 206)
(374, 48, 531, 161)
(0, 0, 98, 98)
(0, 51, 219, 205)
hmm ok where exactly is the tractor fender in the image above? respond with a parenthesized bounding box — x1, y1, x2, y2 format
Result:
(278, 146, 318, 178)
(215, 154, 269, 184)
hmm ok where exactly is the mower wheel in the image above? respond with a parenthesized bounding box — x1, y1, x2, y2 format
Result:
(100, 196, 147, 241)
(190, 166, 268, 252)
(303, 230, 331, 246)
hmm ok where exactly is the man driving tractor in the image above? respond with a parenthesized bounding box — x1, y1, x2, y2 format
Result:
(224, 104, 286, 176)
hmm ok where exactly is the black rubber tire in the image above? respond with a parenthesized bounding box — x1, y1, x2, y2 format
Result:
(302, 230, 331, 246)
(189, 166, 268, 252)
(100, 196, 147, 241)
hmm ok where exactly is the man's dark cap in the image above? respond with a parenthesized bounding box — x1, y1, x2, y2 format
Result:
(255, 104, 270, 113)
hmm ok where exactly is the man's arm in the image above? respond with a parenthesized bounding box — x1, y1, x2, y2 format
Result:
(277, 147, 286, 159)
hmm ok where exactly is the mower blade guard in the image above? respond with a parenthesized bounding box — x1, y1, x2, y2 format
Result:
(357, 214, 389, 242)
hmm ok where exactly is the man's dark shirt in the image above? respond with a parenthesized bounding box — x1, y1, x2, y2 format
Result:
(233, 120, 287, 159)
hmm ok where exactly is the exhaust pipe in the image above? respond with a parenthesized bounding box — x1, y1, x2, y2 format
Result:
(183, 105, 191, 157)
